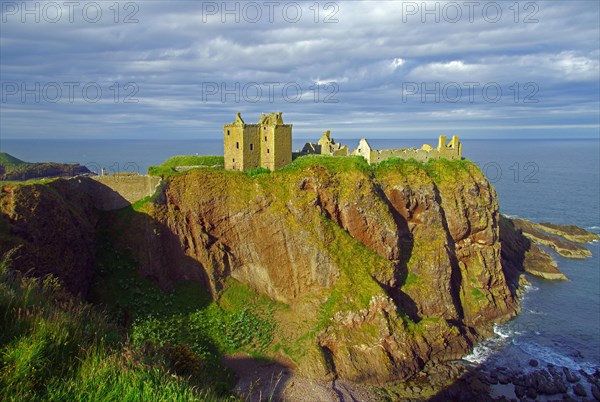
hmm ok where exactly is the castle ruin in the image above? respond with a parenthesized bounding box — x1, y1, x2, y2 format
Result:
(353, 135, 462, 164)
(224, 112, 292, 171)
(224, 112, 462, 170)
(301, 130, 350, 156)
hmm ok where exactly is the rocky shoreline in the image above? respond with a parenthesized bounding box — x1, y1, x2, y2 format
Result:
(536, 222, 600, 244)
(500, 215, 598, 281)
(223, 356, 600, 401)
(510, 217, 595, 260)
(432, 360, 600, 401)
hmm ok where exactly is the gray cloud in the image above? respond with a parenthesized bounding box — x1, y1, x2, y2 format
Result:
(1, 0, 598, 139)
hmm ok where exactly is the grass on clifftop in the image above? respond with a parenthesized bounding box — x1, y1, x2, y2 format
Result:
(282, 154, 371, 173)
(149, 153, 479, 185)
(0, 177, 58, 186)
(375, 157, 477, 184)
(148, 155, 224, 177)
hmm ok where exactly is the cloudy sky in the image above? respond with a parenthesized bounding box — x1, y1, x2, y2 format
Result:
(1, 0, 599, 140)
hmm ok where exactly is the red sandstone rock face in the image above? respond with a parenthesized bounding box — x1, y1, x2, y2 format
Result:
(307, 168, 519, 384)
(146, 171, 342, 303)
(306, 173, 401, 261)
(136, 166, 520, 384)
(317, 295, 475, 383)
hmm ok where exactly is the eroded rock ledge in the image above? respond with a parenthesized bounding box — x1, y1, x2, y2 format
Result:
(500, 215, 598, 281)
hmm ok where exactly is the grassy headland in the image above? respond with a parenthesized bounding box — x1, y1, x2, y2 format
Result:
(0, 152, 90, 182)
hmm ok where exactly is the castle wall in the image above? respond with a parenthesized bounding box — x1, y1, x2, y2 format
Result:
(372, 148, 432, 163)
(71, 174, 162, 211)
(259, 124, 291, 170)
(332, 146, 349, 156)
(354, 139, 374, 164)
(354, 136, 462, 165)
(224, 124, 244, 171)
(300, 131, 349, 158)
(260, 124, 276, 170)
(224, 124, 261, 171)
(242, 125, 260, 170)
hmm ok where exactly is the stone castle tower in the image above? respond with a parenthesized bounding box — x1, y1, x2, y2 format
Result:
(437, 135, 462, 159)
(224, 112, 292, 171)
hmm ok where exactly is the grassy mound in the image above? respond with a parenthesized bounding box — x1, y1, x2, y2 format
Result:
(0, 152, 26, 167)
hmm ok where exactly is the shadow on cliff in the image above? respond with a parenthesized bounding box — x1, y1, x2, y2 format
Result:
(498, 215, 527, 298)
(221, 355, 294, 401)
(88, 205, 216, 324)
(71, 175, 135, 210)
(70, 178, 216, 326)
(0, 178, 101, 297)
(370, 185, 421, 322)
(432, 185, 466, 325)
(427, 364, 498, 402)
(93, 203, 295, 399)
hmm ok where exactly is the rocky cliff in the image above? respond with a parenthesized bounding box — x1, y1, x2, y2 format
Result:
(3, 156, 591, 386)
(116, 157, 520, 383)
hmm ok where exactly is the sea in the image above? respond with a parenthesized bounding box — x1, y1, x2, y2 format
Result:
(1, 137, 599, 374)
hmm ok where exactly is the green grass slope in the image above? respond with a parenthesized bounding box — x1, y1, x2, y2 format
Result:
(0, 259, 234, 401)
(0, 152, 27, 167)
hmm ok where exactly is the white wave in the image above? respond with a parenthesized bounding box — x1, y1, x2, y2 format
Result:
(586, 226, 600, 230)
(494, 324, 513, 339)
(463, 343, 495, 364)
(523, 284, 539, 293)
(525, 309, 547, 316)
(463, 324, 516, 364)
(519, 342, 597, 373)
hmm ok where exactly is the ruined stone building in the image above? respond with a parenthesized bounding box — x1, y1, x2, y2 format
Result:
(301, 131, 350, 156)
(353, 135, 462, 164)
(224, 113, 461, 170)
(224, 112, 292, 171)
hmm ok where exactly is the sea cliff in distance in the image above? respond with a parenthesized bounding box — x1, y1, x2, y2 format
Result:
(0, 152, 598, 401)
(0, 152, 91, 181)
